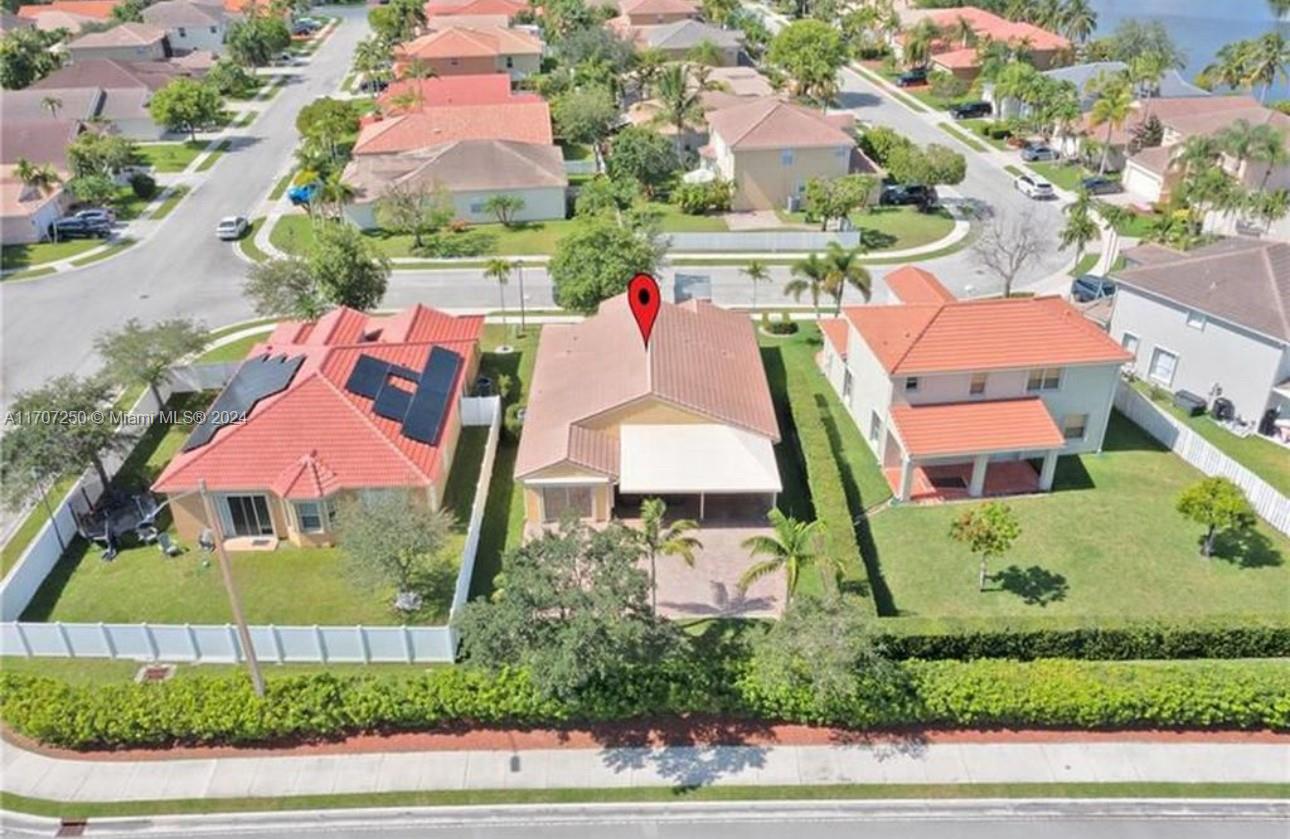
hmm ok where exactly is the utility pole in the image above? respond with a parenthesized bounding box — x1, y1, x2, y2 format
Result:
(199, 479, 265, 697)
(32, 470, 65, 551)
(515, 260, 527, 337)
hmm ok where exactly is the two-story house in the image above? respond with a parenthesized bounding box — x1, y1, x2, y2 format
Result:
(141, 0, 227, 55)
(392, 25, 542, 80)
(820, 266, 1132, 503)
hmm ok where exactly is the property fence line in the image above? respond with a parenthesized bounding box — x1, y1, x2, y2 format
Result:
(563, 159, 596, 176)
(1114, 382, 1290, 536)
(664, 230, 863, 252)
(450, 396, 501, 623)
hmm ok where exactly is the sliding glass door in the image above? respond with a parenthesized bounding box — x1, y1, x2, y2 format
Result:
(221, 494, 275, 537)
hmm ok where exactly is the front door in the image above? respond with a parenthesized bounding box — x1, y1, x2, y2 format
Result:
(221, 494, 275, 537)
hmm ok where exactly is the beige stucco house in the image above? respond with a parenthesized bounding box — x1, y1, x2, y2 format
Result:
(66, 22, 169, 62)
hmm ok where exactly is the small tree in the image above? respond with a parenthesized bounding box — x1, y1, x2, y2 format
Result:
(784, 251, 828, 319)
(483, 257, 512, 326)
(482, 194, 526, 227)
(552, 86, 618, 163)
(742, 258, 770, 309)
(227, 13, 292, 68)
(335, 491, 456, 611)
(972, 212, 1049, 297)
(1059, 189, 1100, 263)
(94, 318, 207, 408)
(308, 222, 390, 311)
(1176, 477, 1256, 557)
(949, 501, 1021, 592)
(373, 181, 454, 250)
(802, 174, 875, 231)
(13, 375, 128, 490)
(550, 217, 661, 312)
(242, 257, 328, 319)
(67, 174, 118, 208)
(67, 132, 138, 179)
(149, 78, 223, 140)
(295, 97, 360, 162)
(607, 126, 680, 198)
(637, 497, 703, 614)
(738, 508, 832, 606)
(767, 19, 847, 105)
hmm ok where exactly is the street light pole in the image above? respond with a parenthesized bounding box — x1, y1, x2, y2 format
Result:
(198, 479, 265, 697)
(515, 260, 527, 337)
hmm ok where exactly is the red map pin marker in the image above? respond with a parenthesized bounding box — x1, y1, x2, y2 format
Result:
(627, 272, 661, 349)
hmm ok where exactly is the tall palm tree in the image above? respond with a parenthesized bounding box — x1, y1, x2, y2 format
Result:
(1202, 40, 1254, 93)
(1031, 0, 1063, 30)
(1171, 134, 1222, 179)
(821, 242, 871, 315)
(903, 19, 940, 69)
(403, 57, 436, 81)
(1061, 0, 1097, 46)
(1250, 186, 1290, 232)
(631, 46, 667, 96)
(1248, 32, 1290, 102)
(1127, 51, 1168, 113)
(948, 15, 975, 49)
(737, 508, 831, 606)
(784, 252, 829, 319)
(1059, 189, 1099, 262)
(1220, 118, 1262, 177)
(638, 497, 703, 615)
(1087, 74, 1133, 175)
(741, 259, 770, 309)
(386, 88, 422, 115)
(40, 95, 62, 119)
(653, 63, 702, 156)
(484, 258, 512, 328)
(314, 172, 354, 220)
(14, 158, 60, 191)
(1246, 123, 1290, 189)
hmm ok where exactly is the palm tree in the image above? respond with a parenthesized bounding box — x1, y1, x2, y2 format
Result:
(948, 15, 975, 49)
(1220, 118, 1262, 178)
(1248, 32, 1290, 102)
(1171, 134, 1222, 179)
(1202, 40, 1254, 93)
(653, 63, 702, 156)
(821, 242, 871, 315)
(784, 252, 829, 319)
(741, 259, 770, 309)
(1031, 0, 1063, 30)
(403, 57, 435, 81)
(484, 258, 512, 328)
(903, 19, 940, 69)
(1250, 186, 1290, 232)
(353, 36, 391, 95)
(314, 172, 354, 220)
(1061, 0, 1097, 46)
(1127, 51, 1168, 113)
(14, 158, 60, 192)
(638, 497, 703, 614)
(1059, 189, 1099, 262)
(631, 47, 667, 96)
(40, 95, 62, 119)
(1246, 123, 1290, 189)
(737, 508, 831, 606)
(386, 88, 422, 115)
(1087, 74, 1133, 175)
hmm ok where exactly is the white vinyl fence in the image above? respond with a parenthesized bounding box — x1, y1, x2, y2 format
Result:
(665, 230, 864, 252)
(0, 382, 502, 664)
(1115, 382, 1290, 536)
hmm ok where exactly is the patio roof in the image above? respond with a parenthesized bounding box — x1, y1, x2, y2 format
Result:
(890, 397, 1064, 458)
(618, 424, 782, 494)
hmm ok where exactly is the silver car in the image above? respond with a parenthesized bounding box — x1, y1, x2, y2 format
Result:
(1014, 174, 1055, 200)
(216, 215, 249, 240)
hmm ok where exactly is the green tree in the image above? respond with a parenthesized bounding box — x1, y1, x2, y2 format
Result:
(66, 132, 138, 178)
(1059, 189, 1100, 263)
(949, 501, 1021, 592)
(149, 78, 224, 140)
(335, 490, 456, 610)
(784, 251, 828, 318)
(767, 19, 847, 105)
(110, 0, 146, 21)
(93, 318, 207, 408)
(482, 194, 526, 227)
(607, 126, 680, 197)
(1087, 72, 1133, 175)
(802, 174, 875, 231)
(227, 13, 292, 68)
(242, 257, 327, 319)
(738, 508, 831, 606)
(295, 97, 360, 161)
(1248, 32, 1290, 102)
(67, 174, 118, 208)
(821, 241, 871, 315)
(549, 217, 660, 312)
(637, 497, 702, 614)
(373, 181, 455, 250)
(1176, 477, 1257, 558)
(1061, 0, 1097, 45)
(902, 18, 941, 69)
(0, 388, 68, 513)
(308, 222, 390, 311)
(574, 174, 640, 220)
(205, 58, 258, 97)
(885, 143, 966, 187)
(687, 39, 723, 67)
(652, 63, 703, 156)
(0, 28, 64, 90)
(14, 375, 127, 490)
(453, 521, 680, 700)
(1100, 19, 1187, 69)
(483, 257, 513, 326)
(13, 158, 60, 192)
(741, 258, 770, 308)
(552, 86, 618, 162)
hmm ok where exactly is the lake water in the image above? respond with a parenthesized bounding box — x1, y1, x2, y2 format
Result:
(1090, 0, 1290, 99)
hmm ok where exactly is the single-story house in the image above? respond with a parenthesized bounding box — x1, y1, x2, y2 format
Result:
(33, 57, 196, 92)
(392, 25, 542, 80)
(700, 97, 858, 212)
(342, 138, 567, 227)
(5, 85, 164, 140)
(374, 73, 541, 116)
(0, 118, 82, 171)
(1109, 238, 1290, 435)
(819, 266, 1131, 502)
(516, 295, 781, 525)
(0, 164, 70, 245)
(66, 22, 170, 63)
(0, 118, 79, 244)
(893, 5, 1070, 80)
(353, 98, 552, 155)
(625, 18, 741, 64)
(142, 0, 228, 54)
(152, 305, 484, 548)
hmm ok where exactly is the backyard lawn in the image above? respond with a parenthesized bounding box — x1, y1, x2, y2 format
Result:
(134, 141, 206, 173)
(870, 414, 1290, 619)
(776, 206, 957, 252)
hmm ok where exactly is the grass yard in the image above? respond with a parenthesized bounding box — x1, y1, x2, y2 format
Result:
(269, 172, 293, 201)
(559, 141, 593, 160)
(235, 217, 270, 262)
(1069, 252, 1099, 277)
(134, 141, 206, 173)
(958, 119, 1010, 151)
(69, 238, 135, 267)
(197, 331, 271, 363)
(1132, 380, 1290, 496)
(194, 139, 232, 172)
(937, 122, 988, 153)
(1027, 161, 1097, 192)
(1, 239, 100, 271)
(1101, 205, 1159, 238)
(777, 206, 957, 252)
(870, 414, 1290, 619)
(149, 185, 189, 220)
(1003, 164, 1024, 177)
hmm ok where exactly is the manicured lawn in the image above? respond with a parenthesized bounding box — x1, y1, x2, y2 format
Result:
(1132, 380, 1290, 497)
(149, 185, 189, 220)
(1100, 204, 1159, 238)
(1, 239, 99, 270)
(69, 238, 135, 267)
(655, 203, 728, 232)
(269, 172, 293, 200)
(1027, 161, 1094, 192)
(1003, 164, 1024, 177)
(870, 413, 1290, 619)
(235, 217, 270, 262)
(778, 206, 957, 252)
(134, 141, 206, 173)
(937, 121, 988, 153)
(559, 141, 593, 160)
(0, 474, 79, 577)
(194, 139, 231, 172)
(958, 119, 1010, 151)
(1069, 252, 1099, 277)
(197, 331, 271, 363)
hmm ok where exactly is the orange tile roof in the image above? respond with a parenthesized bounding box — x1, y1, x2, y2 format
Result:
(515, 297, 779, 479)
(926, 6, 1068, 53)
(376, 74, 539, 112)
(619, 0, 697, 15)
(153, 305, 484, 497)
(17, 0, 119, 20)
(884, 265, 956, 304)
(352, 100, 552, 153)
(706, 97, 855, 151)
(424, 0, 526, 17)
(395, 25, 541, 60)
(819, 318, 848, 357)
(843, 267, 1132, 374)
(890, 397, 1064, 458)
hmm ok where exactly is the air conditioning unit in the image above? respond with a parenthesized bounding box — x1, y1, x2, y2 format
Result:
(785, 195, 801, 212)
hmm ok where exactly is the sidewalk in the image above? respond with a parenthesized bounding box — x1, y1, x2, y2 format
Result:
(3, 738, 1287, 803)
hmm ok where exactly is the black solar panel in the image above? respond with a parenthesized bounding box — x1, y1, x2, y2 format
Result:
(345, 355, 389, 399)
(183, 355, 304, 451)
(404, 347, 461, 445)
(372, 383, 413, 422)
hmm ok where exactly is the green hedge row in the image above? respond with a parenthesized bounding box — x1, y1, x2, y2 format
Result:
(4, 658, 1287, 750)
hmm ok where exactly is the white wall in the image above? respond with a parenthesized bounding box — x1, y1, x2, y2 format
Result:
(165, 23, 225, 53)
(841, 322, 895, 460)
(1123, 160, 1164, 205)
(1110, 285, 1287, 422)
(113, 117, 167, 141)
(345, 186, 566, 228)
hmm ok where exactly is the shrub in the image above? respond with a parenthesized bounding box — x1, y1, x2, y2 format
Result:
(672, 178, 734, 214)
(504, 401, 524, 440)
(858, 125, 912, 166)
(928, 71, 969, 100)
(764, 311, 798, 335)
(129, 172, 157, 200)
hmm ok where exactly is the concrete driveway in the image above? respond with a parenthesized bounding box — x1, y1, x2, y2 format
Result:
(648, 523, 785, 620)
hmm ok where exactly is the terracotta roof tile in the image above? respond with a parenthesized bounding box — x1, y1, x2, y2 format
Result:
(884, 265, 956, 304)
(377, 73, 536, 111)
(925, 6, 1068, 52)
(17, 0, 119, 20)
(68, 21, 165, 47)
(353, 100, 551, 153)
(344, 139, 565, 201)
(819, 318, 848, 356)
(394, 25, 541, 60)
(707, 97, 855, 150)
(890, 397, 1065, 458)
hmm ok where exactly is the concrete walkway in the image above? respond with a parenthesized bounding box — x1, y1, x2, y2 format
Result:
(3, 739, 1287, 803)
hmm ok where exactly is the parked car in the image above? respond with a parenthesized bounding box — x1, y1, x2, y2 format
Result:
(1020, 143, 1059, 162)
(1070, 273, 1116, 302)
(949, 101, 992, 120)
(273, 52, 298, 66)
(287, 181, 319, 206)
(358, 77, 388, 94)
(1013, 173, 1055, 199)
(51, 216, 111, 239)
(73, 208, 115, 226)
(896, 67, 928, 87)
(1080, 175, 1122, 195)
(216, 215, 250, 241)
(880, 183, 939, 209)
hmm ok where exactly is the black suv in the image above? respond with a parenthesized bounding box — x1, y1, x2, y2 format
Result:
(949, 101, 992, 119)
(51, 216, 111, 240)
(1070, 274, 1116, 303)
(880, 183, 939, 209)
(896, 67, 928, 87)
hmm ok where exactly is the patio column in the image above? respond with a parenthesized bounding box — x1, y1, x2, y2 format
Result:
(968, 454, 989, 498)
(699, 492, 706, 520)
(897, 456, 915, 502)
(1038, 450, 1060, 491)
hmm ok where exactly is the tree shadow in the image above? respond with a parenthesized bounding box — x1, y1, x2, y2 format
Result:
(993, 564, 1069, 607)
(1209, 529, 1284, 569)
(760, 347, 815, 522)
(828, 728, 929, 762)
(595, 717, 774, 788)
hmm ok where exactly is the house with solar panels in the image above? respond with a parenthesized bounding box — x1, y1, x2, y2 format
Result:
(152, 305, 483, 548)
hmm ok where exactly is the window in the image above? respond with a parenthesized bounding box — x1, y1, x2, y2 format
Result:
(1121, 332, 1139, 360)
(969, 372, 988, 396)
(505, 55, 514, 68)
(468, 201, 485, 214)
(450, 58, 459, 66)
(1186, 310, 1207, 330)
(834, 146, 848, 159)
(1062, 414, 1088, 440)
(842, 369, 853, 400)
(178, 26, 186, 36)
(210, 25, 216, 33)
(904, 376, 919, 392)
(295, 501, 324, 533)
(1026, 367, 1061, 391)
(1148, 346, 1178, 386)
(780, 149, 795, 166)
(541, 485, 593, 522)
(869, 411, 881, 444)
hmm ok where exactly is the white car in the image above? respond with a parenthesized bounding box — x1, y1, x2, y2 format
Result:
(1014, 174, 1055, 200)
(216, 215, 249, 241)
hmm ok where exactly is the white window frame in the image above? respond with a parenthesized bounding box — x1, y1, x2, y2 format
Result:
(1062, 413, 1089, 441)
(1026, 367, 1062, 392)
(1186, 310, 1207, 330)
(868, 411, 881, 444)
(294, 500, 325, 534)
(1121, 331, 1140, 361)
(1148, 345, 1179, 387)
(540, 485, 595, 523)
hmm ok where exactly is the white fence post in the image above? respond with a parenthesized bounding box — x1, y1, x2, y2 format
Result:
(314, 625, 326, 663)
(98, 622, 115, 658)
(143, 623, 158, 660)
(13, 622, 31, 656)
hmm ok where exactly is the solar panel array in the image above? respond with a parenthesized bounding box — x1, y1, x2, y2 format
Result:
(183, 355, 305, 451)
(342, 347, 462, 446)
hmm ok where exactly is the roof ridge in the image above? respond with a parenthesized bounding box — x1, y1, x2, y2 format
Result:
(726, 98, 782, 146)
(1259, 244, 1290, 340)
(314, 372, 433, 482)
(888, 301, 949, 372)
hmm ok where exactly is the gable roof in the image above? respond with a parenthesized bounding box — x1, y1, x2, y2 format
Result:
(17, 0, 119, 20)
(635, 18, 741, 49)
(706, 97, 855, 150)
(424, 0, 526, 17)
(1078, 95, 1290, 147)
(18, 8, 97, 30)
(68, 21, 167, 48)
(32, 57, 189, 91)
(515, 297, 779, 478)
(1115, 237, 1290, 343)
(152, 305, 485, 497)
(884, 265, 956, 305)
(843, 267, 1132, 375)
(376, 73, 539, 112)
(705, 65, 773, 97)
(395, 25, 542, 60)
(819, 318, 848, 357)
(0, 119, 82, 169)
(353, 100, 552, 154)
(618, 0, 697, 15)
(1, 87, 104, 122)
(0, 163, 65, 220)
(343, 139, 565, 202)
(1042, 61, 1207, 104)
(142, 0, 225, 26)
